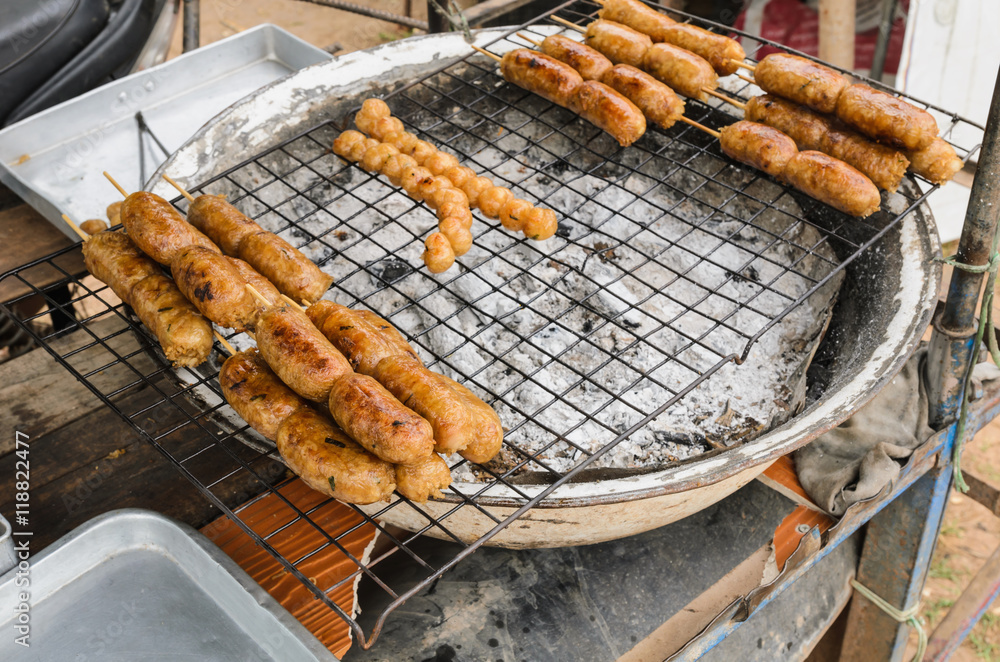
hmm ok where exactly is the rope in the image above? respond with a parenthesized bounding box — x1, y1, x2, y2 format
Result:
(850, 579, 927, 661)
(426, 0, 472, 41)
(933, 247, 1000, 493)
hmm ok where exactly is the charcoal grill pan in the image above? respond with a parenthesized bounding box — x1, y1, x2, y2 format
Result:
(150, 29, 941, 547)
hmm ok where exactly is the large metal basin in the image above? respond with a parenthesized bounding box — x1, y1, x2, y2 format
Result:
(154, 30, 941, 548)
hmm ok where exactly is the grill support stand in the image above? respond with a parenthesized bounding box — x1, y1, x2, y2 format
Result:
(927, 64, 1000, 429)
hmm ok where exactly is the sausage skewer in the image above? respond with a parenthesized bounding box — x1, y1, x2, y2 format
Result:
(104, 171, 221, 265)
(470, 44, 648, 148)
(65, 214, 214, 367)
(678, 120, 881, 217)
(161, 174, 334, 303)
(725, 53, 939, 152)
(595, 0, 745, 76)
(527, 26, 734, 107)
(551, 16, 718, 102)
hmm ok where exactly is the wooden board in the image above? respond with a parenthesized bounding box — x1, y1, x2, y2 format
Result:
(0, 202, 85, 303)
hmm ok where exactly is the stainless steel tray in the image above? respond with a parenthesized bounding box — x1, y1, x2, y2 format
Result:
(0, 509, 333, 660)
(0, 24, 330, 240)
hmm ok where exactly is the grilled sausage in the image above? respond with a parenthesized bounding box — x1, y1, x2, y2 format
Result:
(521, 207, 559, 241)
(395, 453, 452, 502)
(226, 256, 281, 314)
(219, 348, 306, 441)
(568, 80, 647, 147)
(120, 191, 220, 265)
(718, 120, 798, 178)
(82, 230, 160, 293)
(538, 34, 614, 81)
(307, 300, 421, 376)
(836, 84, 938, 152)
(584, 20, 652, 69)
(907, 137, 963, 185)
(659, 23, 745, 77)
(601, 64, 685, 130)
(255, 304, 353, 403)
(753, 53, 849, 115)
(128, 273, 215, 367)
(82, 231, 212, 367)
(171, 246, 259, 332)
(327, 373, 435, 465)
(499, 49, 584, 108)
(597, 0, 674, 42)
(277, 406, 396, 505)
(237, 231, 334, 303)
(782, 151, 881, 218)
(745, 94, 909, 192)
(446, 377, 505, 464)
(372, 356, 475, 454)
(186, 195, 262, 256)
(106, 201, 122, 226)
(642, 43, 717, 100)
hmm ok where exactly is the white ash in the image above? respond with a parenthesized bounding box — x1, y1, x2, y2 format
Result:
(201, 69, 841, 482)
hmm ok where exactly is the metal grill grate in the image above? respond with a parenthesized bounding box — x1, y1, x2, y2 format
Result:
(0, 0, 984, 648)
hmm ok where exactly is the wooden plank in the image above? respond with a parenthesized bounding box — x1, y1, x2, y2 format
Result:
(0, 203, 85, 303)
(0, 381, 286, 550)
(0, 314, 157, 455)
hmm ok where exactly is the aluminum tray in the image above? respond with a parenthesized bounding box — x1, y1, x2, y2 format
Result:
(0, 509, 333, 661)
(0, 24, 330, 240)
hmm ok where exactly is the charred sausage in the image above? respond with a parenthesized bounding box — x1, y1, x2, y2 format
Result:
(226, 256, 281, 314)
(237, 231, 334, 304)
(499, 49, 584, 107)
(82, 231, 212, 367)
(907, 137, 963, 185)
(372, 355, 475, 454)
(745, 94, 909, 192)
(446, 377, 505, 464)
(255, 304, 353, 403)
(327, 373, 435, 465)
(277, 407, 396, 505)
(584, 20, 652, 69)
(219, 348, 307, 441)
(170, 246, 259, 332)
(642, 42, 717, 100)
(659, 23, 745, 78)
(753, 53, 849, 115)
(568, 80, 647, 146)
(538, 34, 613, 81)
(782, 151, 881, 218)
(718, 120, 798, 178)
(601, 64, 685, 130)
(307, 300, 421, 376)
(120, 191, 220, 265)
(185, 195, 263, 256)
(835, 84, 938, 152)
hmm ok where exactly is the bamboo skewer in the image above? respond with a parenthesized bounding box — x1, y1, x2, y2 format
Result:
(103, 171, 128, 198)
(678, 116, 721, 139)
(737, 73, 757, 86)
(517, 32, 543, 47)
(62, 214, 90, 242)
(551, 15, 583, 31)
(246, 284, 274, 308)
(703, 88, 745, 109)
(213, 330, 236, 356)
(281, 294, 307, 313)
(470, 43, 501, 63)
(731, 59, 756, 72)
(162, 174, 196, 203)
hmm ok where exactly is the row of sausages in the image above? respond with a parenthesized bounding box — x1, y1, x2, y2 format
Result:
(82, 186, 504, 503)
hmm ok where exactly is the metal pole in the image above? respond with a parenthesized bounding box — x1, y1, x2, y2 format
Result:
(183, 0, 200, 53)
(927, 63, 1000, 428)
(426, 0, 449, 33)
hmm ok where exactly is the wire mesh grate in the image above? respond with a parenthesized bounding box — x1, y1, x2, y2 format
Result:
(0, 0, 984, 648)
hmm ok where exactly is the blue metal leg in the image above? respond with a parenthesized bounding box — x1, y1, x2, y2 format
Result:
(839, 443, 954, 662)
